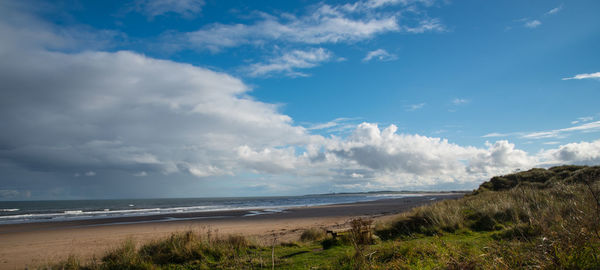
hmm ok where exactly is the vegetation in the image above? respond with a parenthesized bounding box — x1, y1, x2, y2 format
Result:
(299, 228, 326, 242)
(48, 165, 600, 269)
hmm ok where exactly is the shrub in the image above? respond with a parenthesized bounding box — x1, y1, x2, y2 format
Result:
(102, 240, 149, 270)
(139, 231, 200, 265)
(300, 228, 326, 242)
(349, 218, 374, 246)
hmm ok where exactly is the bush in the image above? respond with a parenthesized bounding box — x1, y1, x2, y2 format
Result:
(102, 240, 149, 270)
(349, 218, 374, 246)
(300, 228, 326, 242)
(139, 231, 201, 265)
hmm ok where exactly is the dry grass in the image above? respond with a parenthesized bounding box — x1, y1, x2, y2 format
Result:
(374, 166, 600, 269)
(299, 228, 326, 242)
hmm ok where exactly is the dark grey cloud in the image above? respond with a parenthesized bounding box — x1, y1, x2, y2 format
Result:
(0, 3, 315, 186)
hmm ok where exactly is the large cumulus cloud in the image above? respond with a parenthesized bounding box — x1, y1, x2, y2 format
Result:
(540, 139, 600, 165)
(0, 48, 320, 177)
(324, 123, 537, 189)
(0, 4, 316, 179)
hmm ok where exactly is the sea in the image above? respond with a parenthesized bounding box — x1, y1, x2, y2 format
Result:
(0, 192, 422, 225)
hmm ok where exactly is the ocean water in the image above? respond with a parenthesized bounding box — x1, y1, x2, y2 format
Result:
(0, 193, 418, 224)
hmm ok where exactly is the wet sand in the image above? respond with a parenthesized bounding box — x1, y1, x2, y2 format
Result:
(0, 194, 463, 269)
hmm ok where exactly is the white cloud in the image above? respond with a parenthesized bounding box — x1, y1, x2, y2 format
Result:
(363, 49, 397, 62)
(328, 123, 477, 176)
(468, 141, 536, 174)
(324, 123, 541, 188)
(0, 9, 316, 179)
(546, 5, 563, 15)
(406, 103, 426, 111)
(525, 20, 541, 28)
(84, 171, 96, 176)
(482, 132, 508, 138)
(543, 141, 561, 145)
(562, 72, 600, 80)
(237, 145, 301, 174)
(522, 121, 600, 139)
(452, 98, 469, 105)
(246, 48, 332, 77)
(540, 139, 600, 165)
(134, 0, 204, 18)
(350, 172, 364, 178)
(308, 121, 339, 130)
(133, 171, 148, 177)
(402, 18, 445, 33)
(363, 0, 435, 9)
(484, 120, 600, 140)
(307, 118, 356, 130)
(181, 1, 443, 52)
(571, 116, 593, 125)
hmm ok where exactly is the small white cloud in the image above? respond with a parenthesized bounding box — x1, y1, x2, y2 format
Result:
(571, 116, 593, 125)
(134, 0, 205, 18)
(309, 121, 339, 130)
(134, 171, 148, 177)
(543, 141, 561, 145)
(482, 132, 508, 138)
(85, 171, 96, 176)
(562, 72, 600, 80)
(525, 20, 541, 28)
(350, 172, 364, 178)
(363, 49, 397, 62)
(523, 121, 600, 139)
(406, 103, 425, 111)
(307, 118, 357, 131)
(403, 18, 446, 33)
(247, 48, 332, 77)
(546, 5, 563, 15)
(452, 98, 469, 105)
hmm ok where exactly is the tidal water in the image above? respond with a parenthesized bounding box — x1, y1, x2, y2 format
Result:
(0, 192, 419, 224)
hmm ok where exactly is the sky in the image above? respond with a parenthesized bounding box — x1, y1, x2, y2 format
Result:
(0, 0, 599, 200)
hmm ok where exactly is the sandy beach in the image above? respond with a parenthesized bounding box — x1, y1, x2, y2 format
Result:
(0, 194, 462, 269)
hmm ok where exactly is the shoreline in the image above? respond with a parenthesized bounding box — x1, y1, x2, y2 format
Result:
(0, 192, 463, 226)
(0, 194, 463, 269)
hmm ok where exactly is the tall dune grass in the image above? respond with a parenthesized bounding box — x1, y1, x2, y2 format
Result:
(373, 166, 600, 269)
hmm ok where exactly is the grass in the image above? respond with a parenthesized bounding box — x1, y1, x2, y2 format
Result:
(299, 228, 326, 242)
(48, 165, 600, 269)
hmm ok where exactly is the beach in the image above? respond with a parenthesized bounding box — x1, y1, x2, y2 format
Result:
(0, 194, 462, 269)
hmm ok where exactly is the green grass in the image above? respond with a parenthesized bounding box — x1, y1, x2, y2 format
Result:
(48, 165, 600, 269)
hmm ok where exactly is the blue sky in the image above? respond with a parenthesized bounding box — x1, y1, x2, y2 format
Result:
(0, 0, 599, 200)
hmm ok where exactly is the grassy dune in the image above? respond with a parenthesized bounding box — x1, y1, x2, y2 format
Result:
(50, 165, 600, 269)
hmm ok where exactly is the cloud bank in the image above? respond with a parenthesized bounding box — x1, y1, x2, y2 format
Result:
(0, 1, 599, 198)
